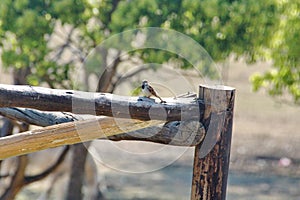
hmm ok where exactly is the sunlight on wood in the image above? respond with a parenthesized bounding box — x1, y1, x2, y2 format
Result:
(0, 118, 162, 160)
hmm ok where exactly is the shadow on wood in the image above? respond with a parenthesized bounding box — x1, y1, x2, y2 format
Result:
(191, 85, 235, 200)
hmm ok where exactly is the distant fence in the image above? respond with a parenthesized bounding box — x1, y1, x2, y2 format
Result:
(0, 84, 235, 200)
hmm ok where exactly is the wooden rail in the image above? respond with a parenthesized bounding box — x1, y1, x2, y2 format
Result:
(0, 84, 235, 200)
(0, 115, 205, 159)
(0, 84, 200, 121)
(0, 117, 180, 159)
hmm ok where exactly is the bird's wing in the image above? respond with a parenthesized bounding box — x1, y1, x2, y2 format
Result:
(148, 85, 158, 97)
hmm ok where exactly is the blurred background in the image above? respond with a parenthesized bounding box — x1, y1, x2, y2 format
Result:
(0, 0, 299, 199)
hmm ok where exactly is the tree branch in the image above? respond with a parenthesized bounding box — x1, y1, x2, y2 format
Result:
(51, 26, 76, 63)
(97, 50, 121, 92)
(110, 65, 153, 93)
(24, 146, 69, 184)
(0, 84, 201, 121)
(0, 156, 28, 200)
(0, 147, 69, 199)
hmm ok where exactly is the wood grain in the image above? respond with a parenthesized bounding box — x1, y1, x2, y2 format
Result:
(0, 84, 201, 121)
(191, 85, 235, 200)
(0, 118, 159, 159)
(0, 116, 205, 159)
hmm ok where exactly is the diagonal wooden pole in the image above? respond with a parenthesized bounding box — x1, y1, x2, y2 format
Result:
(0, 118, 160, 160)
(191, 85, 235, 200)
(0, 116, 206, 160)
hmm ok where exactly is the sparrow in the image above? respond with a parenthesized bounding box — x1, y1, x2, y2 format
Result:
(141, 80, 166, 103)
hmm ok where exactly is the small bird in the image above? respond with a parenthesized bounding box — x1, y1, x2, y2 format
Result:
(141, 80, 166, 103)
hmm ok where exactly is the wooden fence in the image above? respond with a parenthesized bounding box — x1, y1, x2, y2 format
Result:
(0, 83, 235, 200)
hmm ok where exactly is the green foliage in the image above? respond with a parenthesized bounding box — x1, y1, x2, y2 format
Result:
(181, 0, 279, 62)
(0, 0, 299, 101)
(52, 0, 85, 25)
(0, 0, 68, 87)
(250, 0, 300, 103)
(131, 85, 141, 96)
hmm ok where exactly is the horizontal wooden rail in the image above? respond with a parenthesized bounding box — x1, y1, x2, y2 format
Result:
(0, 84, 201, 121)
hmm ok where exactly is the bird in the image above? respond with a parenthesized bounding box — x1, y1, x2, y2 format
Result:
(141, 80, 166, 103)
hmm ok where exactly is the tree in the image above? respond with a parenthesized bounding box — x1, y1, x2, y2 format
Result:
(0, 0, 293, 199)
(0, 0, 281, 90)
(251, 0, 300, 103)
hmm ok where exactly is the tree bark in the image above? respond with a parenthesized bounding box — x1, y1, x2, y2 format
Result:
(0, 84, 200, 121)
(0, 155, 28, 200)
(1, 117, 29, 200)
(66, 143, 89, 200)
(0, 108, 77, 127)
(0, 67, 30, 200)
(0, 147, 69, 200)
(0, 116, 206, 160)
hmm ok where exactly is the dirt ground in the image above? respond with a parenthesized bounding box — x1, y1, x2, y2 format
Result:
(226, 59, 300, 200)
(1, 58, 300, 200)
(91, 59, 300, 200)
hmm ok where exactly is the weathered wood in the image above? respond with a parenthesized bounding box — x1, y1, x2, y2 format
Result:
(0, 116, 206, 160)
(0, 108, 77, 126)
(108, 120, 205, 146)
(0, 107, 205, 148)
(0, 84, 201, 121)
(0, 117, 160, 160)
(191, 85, 235, 200)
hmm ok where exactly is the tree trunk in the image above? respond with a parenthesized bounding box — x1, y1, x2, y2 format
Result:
(0, 118, 14, 186)
(0, 118, 14, 137)
(96, 49, 121, 92)
(0, 121, 29, 200)
(0, 156, 28, 200)
(0, 67, 30, 199)
(66, 143, 90, 200)
(66, 48, 118, 200)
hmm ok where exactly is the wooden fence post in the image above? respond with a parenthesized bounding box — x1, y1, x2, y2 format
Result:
(191, 85, 235, 200)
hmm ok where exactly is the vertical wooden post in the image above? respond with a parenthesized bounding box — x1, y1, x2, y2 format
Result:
(191, 85, 235, 200)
